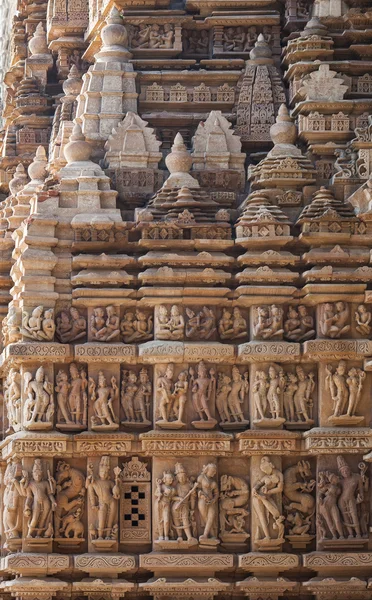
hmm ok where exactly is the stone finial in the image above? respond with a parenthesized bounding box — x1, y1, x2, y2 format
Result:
(64, 123, 92, 164)
(249, 34, 272, 63)
(300, 16, 329, 38)
(270, 105, 297, 145)
(27, 146, 48, 183)
(28, 22, 49, 56)
(299, 64, 348, 101)
(9, 163, 28, 196)
(62, 65, 82, 98)
(264, 104, 301, 159)
(96, 6, 131, 63)
(104, 111, 161, 169)
(164, 133, 199, 189)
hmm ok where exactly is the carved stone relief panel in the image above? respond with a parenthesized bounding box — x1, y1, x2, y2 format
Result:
(21, 456, 55, 552)
(320, 361, 369, 427)
(282, 457, 316, 550)
(250, 363, 317, 430)
(120, 309, 153, 344)
(54, 458, 86, 550)
(21, 364, 55, 431)
(3, 459, 24, 551)
(318, 302, 351, 339)
(283, 305, 315, 342)
(85, 455, 121, 553)
(152, 456, 219, 550)
(55, 305, 87, 343)
(88, 306, 121, 343)
(88, 366, 120, 432)
(219, 456, 250, 551)
(121, 366, 152, 429)
(154, 362, 218, 430)
(55, 362, 88, 431)
(251, 455, 284, 552)
(316, 455, 370, 551)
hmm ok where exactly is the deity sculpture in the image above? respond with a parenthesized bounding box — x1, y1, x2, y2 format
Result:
(325, 361, 365, 425)
(155, 305, 184, 340)
(252, 456, 284, 549)
(55, 363, 87, 430)
(23, 367, 54, 430)
(85, 456, 121, 545)
(318, 456, 369, 545)
(320, 302, 350, 338)
(283, 461, 315, 545)
(121, 368, 152, 427)
(89, 371, 119, 430)
(155, 470, 176, 542)
(189, 361, 217, 428)
(253, 305, 284, 340)
(197, 463, 219, 545)
(120, 309, 153, 343)
(171, 463, 198, 546)
(284, 305, 315, 342)
(5, 368, 21, 432)
(21, 306, 55, 341)
(337, 456, 368, 540)
(283, 367, 315, 428)
(355, 304, 371, 337)
(252, 365, 285, 428)
(56, 307, 86, 343)
(318, 470, 344, 542)
(156, 364, 188, 429)
(20, 459, 57, 540)
(3, 460, 23, 548)
(216, 367, 249, 429)
(219, 475, 249, 542)
(90, 306, 120, 342)
(218, 307, 248, 340)
(54, 461, 85, 543)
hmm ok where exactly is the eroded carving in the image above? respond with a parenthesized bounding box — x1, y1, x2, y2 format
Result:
(325, 361, 365, 426)
(24, 367, 54, 431)
(56, 307, 87, 343)
(21, 306, 56, 342)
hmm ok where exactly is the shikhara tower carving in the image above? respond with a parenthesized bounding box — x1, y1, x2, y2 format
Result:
(1, 0, 372, 600)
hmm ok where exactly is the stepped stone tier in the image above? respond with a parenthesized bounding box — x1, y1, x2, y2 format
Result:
(3, 0, 372, 600)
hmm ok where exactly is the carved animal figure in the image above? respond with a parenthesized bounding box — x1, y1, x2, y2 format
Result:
(220, 475, 249, 535)
(283, 461, 315, 517)
(63, 508, 84, 539)
(54, 462, 85, 536)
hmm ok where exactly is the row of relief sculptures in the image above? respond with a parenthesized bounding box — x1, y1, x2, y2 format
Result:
(11, 301, 372, 346)
(4, 359, 367, 433)
(3, 454, 368, 552)
(222, 25, 273, 52)
(3, 456, 120, 549)
(121, 24, 275, 53)
(129, 24, 175, 50)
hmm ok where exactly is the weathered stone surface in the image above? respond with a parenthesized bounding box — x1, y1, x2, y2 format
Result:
(0, 0, 371, 597)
